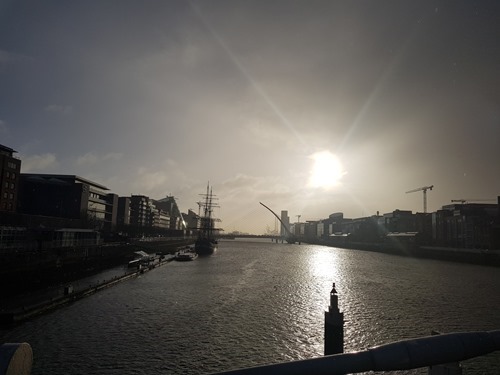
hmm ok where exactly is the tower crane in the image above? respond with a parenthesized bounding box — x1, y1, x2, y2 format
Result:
(406, 185, 434, 213)
(451, 199, 496, 204)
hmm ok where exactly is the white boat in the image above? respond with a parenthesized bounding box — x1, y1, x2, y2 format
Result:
(174, 250, 198, 261)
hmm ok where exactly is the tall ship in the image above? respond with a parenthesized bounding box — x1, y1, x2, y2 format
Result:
(194, 183, 221, 256)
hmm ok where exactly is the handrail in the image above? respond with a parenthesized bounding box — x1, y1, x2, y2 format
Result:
(2, 330, 499, 374)
(211, 330, 500, 375)
(0, 343, 32, 375)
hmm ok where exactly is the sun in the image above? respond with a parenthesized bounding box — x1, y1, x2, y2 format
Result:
(307, 151, 345, 189)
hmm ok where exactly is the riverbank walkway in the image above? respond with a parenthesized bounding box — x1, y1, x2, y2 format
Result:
(0, 255, 174, 324)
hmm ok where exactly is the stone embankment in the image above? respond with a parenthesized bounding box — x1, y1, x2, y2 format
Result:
(304, 238, 500, 267)
(0, 252, 176, 325)
(0, 238, 195, 324)
(0, 238, 194, 297)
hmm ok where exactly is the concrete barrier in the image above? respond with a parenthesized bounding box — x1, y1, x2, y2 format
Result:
(0, 343, 32, 375)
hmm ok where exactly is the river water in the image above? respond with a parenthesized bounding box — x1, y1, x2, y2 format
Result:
(1, 239, 500, 374)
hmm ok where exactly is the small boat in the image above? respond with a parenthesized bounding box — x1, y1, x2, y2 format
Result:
(128, 259, 141, 268)
(174, 250, 198, 261)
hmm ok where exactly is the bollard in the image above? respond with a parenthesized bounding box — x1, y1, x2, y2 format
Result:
(0, 343, 33, 375)
(324, 283, 344, 355)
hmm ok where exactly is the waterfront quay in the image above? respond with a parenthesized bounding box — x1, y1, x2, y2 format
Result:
(0, 250, 176, 325)
(0, 233, 193, 294)
(1, 239, 499, 375)
(302, 236, 500, 267)
(0, 235, 194, 324)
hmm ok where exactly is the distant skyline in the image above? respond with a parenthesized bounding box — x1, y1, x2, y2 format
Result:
(1, 1, 499, 234)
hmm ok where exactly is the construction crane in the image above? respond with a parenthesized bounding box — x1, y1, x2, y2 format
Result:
(406, 185, 434, 213)
(451, 199, 496, 204)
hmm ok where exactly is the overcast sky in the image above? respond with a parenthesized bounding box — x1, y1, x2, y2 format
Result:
(1, 1, 499, 234)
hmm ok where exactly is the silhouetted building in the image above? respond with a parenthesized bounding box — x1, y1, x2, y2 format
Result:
(290, 221, 305, 236)
(183, 209, 199, 231)
(280, 210, 290, 237)
(328, 213, 344, 235)
(0, 144, 21, 213)
(304, 220, 318, 240)
(18, 174, 113, 230)
(129, 195, 150, 227)
(128, 195, 179, 232)
(436, 203, 499, 249)
(414, 212, 433, 245)
(154, 196, 184, 230)
(117, 197, 130, 226)
(382, 210, 415, 233)
(341, 217, 366, 236)
(105, 193, 118, 231)
(149, 201, 170, 229)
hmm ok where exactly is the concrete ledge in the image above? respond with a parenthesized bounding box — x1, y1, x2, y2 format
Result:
(0, 256, 175, 325)
(0, 343, 32, 375)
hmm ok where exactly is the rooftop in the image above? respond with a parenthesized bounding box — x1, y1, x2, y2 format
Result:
(20, 174, 109, 191)
(0, 144, 17, 155)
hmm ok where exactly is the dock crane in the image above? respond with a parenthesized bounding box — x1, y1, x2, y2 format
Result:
(451, 199, 496, 204)
(406, 185, 434, 213)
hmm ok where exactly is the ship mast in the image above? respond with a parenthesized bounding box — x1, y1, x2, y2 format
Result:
(197, 182, 220, 238)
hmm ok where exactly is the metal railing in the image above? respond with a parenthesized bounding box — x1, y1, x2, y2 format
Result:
(2, 330, 499, 374)
(211, 330, 500, 375)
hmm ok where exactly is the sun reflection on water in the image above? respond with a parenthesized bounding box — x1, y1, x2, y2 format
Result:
(307, 246, 341, 281)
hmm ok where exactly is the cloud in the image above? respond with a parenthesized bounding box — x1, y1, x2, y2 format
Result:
(76, 152, 123, 166)
(76, 152, 98, 165)
(131, 168, 168, 194)
(44, 104, 73, 115)
(214, 173, 305, 233)
(20, 153, 59, 172)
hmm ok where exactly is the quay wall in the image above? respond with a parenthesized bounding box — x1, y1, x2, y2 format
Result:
(0, 254, 175, 325)
(303, 238, 500, 267)
(0, 238, 194, 298)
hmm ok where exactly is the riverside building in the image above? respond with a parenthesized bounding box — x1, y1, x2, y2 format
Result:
(17, 174, 116, 230)
(0, 144, 21, 213)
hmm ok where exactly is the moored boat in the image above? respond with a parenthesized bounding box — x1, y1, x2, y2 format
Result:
(174, 250, 198, 261)
(194, 237, 218, 256)
(194, 183, 221, 256)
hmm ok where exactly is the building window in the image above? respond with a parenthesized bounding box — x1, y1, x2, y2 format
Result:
(3, 192, 7, 198)
(5, 171, 10, 178)
(9, 193, 13, 199)
(10, 183, 14, 189)
(7, 162, 16, 169)
(4, 182, 8, 188)
(11, 172, 15, 179)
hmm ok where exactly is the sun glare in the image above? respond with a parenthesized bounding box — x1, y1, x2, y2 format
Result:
(308, 151, 345, 189)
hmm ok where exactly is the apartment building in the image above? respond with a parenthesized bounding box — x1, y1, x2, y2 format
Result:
(0, 144, 21, 213)
(17, 174, 116, 230)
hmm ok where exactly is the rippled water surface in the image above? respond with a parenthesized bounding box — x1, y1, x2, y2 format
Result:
(1, 239, 500, 374)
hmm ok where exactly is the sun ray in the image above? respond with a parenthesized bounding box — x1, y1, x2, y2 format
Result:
(188, 1, 306, 148)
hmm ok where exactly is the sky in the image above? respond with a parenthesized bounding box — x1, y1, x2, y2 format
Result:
(1, 1, 499, 234)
